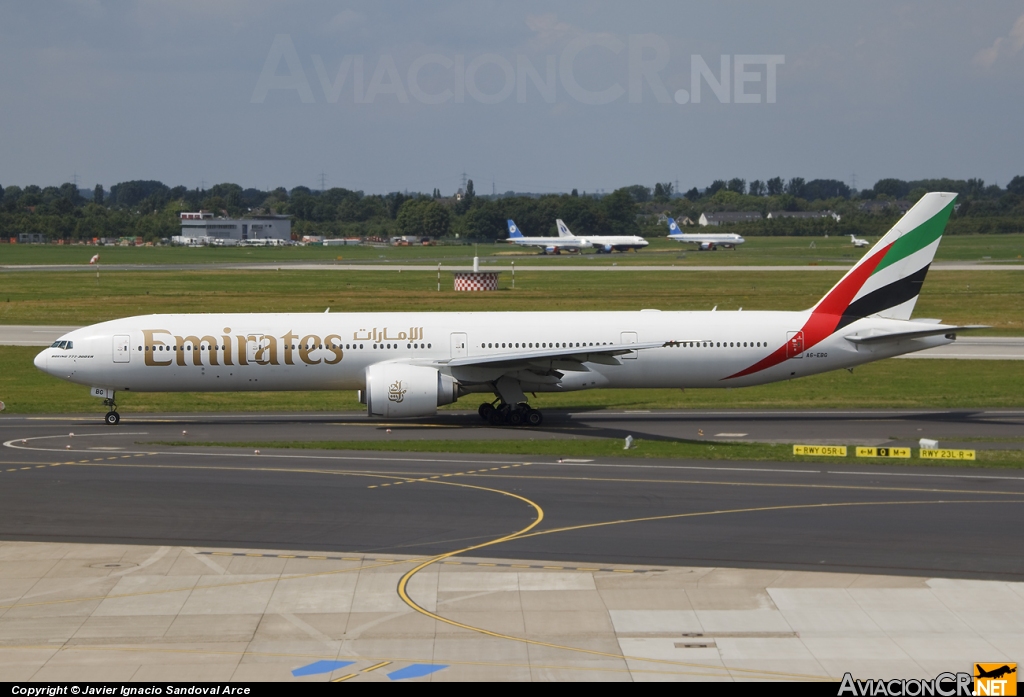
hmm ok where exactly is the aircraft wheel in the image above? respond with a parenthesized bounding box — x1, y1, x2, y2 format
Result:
(526, 409, 543, 427)
(508, 409, 524, 426)
(478, 403, 495, 420)
(487, 409, 504, 426)
(104, 411, 120, 426)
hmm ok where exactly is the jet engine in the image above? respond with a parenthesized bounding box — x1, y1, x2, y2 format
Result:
(364, 363, 458, 418)
(602, 244, 613, 253)
(544, 246, 559, 254)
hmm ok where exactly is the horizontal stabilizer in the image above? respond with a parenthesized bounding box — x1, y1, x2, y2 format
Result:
(844, 325, 989, 345)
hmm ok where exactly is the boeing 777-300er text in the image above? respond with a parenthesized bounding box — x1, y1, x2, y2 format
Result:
(36, 193, 980, 427)
(666, 217, 745, 250)
(555, 218, 648, 253)
(506, 219, 590, 254)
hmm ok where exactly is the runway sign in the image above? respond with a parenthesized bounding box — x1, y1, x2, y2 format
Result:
(793, 445, 847, 456)
(920, 448, 976, 460)
(856, 447, 912, 458)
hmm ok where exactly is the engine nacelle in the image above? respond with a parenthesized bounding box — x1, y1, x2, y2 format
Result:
(602, 244, 613, 253)
(365, 363, 458, 418)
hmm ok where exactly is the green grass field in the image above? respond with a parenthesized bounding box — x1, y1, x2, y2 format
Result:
(0, 268, 1020, 333)
(2, 233, 1023, 266)
(150, 438, 1024, 468)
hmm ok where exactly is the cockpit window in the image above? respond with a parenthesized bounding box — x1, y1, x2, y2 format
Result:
(50, 340, 72, 350)
(50, 341, 62, 348)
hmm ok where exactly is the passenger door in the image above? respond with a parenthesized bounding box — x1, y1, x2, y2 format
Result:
(113, 335, 130, 363)
(786, 331, 804, 358)
(450, 333, 468, 359)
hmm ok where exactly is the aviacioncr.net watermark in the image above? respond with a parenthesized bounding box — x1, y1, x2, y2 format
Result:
(251, 34, 783, 106)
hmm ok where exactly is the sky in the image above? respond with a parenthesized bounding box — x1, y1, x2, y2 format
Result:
(1, 1, 1022, 195)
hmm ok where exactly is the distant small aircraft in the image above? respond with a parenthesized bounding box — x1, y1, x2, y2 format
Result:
(666, 218, 744, 250)
(850, 234, 870, 248)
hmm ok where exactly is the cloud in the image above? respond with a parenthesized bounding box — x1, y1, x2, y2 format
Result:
(973, 37, 1004, 69)
(321, 9, 363, 36)
(973, 12, 1024, 68)
(524, 13, 584, 49)
(1012, 13, 1024, 52)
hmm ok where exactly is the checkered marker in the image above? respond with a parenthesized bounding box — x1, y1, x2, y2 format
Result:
(453, 272, 500, 291)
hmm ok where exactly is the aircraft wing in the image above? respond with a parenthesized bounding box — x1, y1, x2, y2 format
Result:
(844, 325, 989, 345)
(439, 340, 692, 370)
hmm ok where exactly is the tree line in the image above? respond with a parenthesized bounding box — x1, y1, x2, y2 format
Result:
(2, 174, 1022, 243)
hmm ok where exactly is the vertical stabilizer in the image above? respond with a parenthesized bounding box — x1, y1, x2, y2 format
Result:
(727, 192, 957, 381)
(812, 192, 956, 328)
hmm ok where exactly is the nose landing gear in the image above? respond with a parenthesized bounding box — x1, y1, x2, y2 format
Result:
(102, 395, 120, 425)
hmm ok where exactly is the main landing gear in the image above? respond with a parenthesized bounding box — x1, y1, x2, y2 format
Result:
(478, 401, 544, 427)
(102, 395, 120, 425)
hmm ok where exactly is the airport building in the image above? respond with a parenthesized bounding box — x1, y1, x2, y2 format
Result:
(698, 212, 762, 226)
(173, 211, 292, 246)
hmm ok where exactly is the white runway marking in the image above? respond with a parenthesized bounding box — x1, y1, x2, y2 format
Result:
(829, 470, 1024, 483)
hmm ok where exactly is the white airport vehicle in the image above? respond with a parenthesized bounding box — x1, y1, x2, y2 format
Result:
(851, 234, 870, 248)
(555, 219, 648, 253)
(666, 217, 745, 250)
(36, 194, 979, 427)
(506, 219, 590, 254)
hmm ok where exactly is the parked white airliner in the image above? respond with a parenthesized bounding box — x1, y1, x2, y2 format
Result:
(35, 193, 978, 427)
(506, 219, 590, 254)
(555, 219, 648, 253)
(666, 217, 745, 250)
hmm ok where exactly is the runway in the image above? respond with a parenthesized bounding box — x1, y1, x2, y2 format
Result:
(3, 261, 1022, 273)
(4, 324, 1022, 358)
(2, 410, 1023, 580)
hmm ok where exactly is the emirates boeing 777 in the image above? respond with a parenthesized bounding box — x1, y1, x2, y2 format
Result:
(35, 193, 978, 426)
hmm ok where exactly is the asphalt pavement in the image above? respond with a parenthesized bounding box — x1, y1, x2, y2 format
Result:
(2, 410, 1023, 580)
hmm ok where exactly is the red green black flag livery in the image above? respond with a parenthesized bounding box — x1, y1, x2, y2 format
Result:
(729, 192, 957, 379)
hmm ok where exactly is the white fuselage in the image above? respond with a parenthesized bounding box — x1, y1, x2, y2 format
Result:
(668, 233, 745, 247)
(509, 237, 590, 251)
(35, 310, 952, 396)
(573, 235, 648, 251)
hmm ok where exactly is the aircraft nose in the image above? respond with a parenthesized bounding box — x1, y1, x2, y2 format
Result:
(33, 349, 48, 372)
